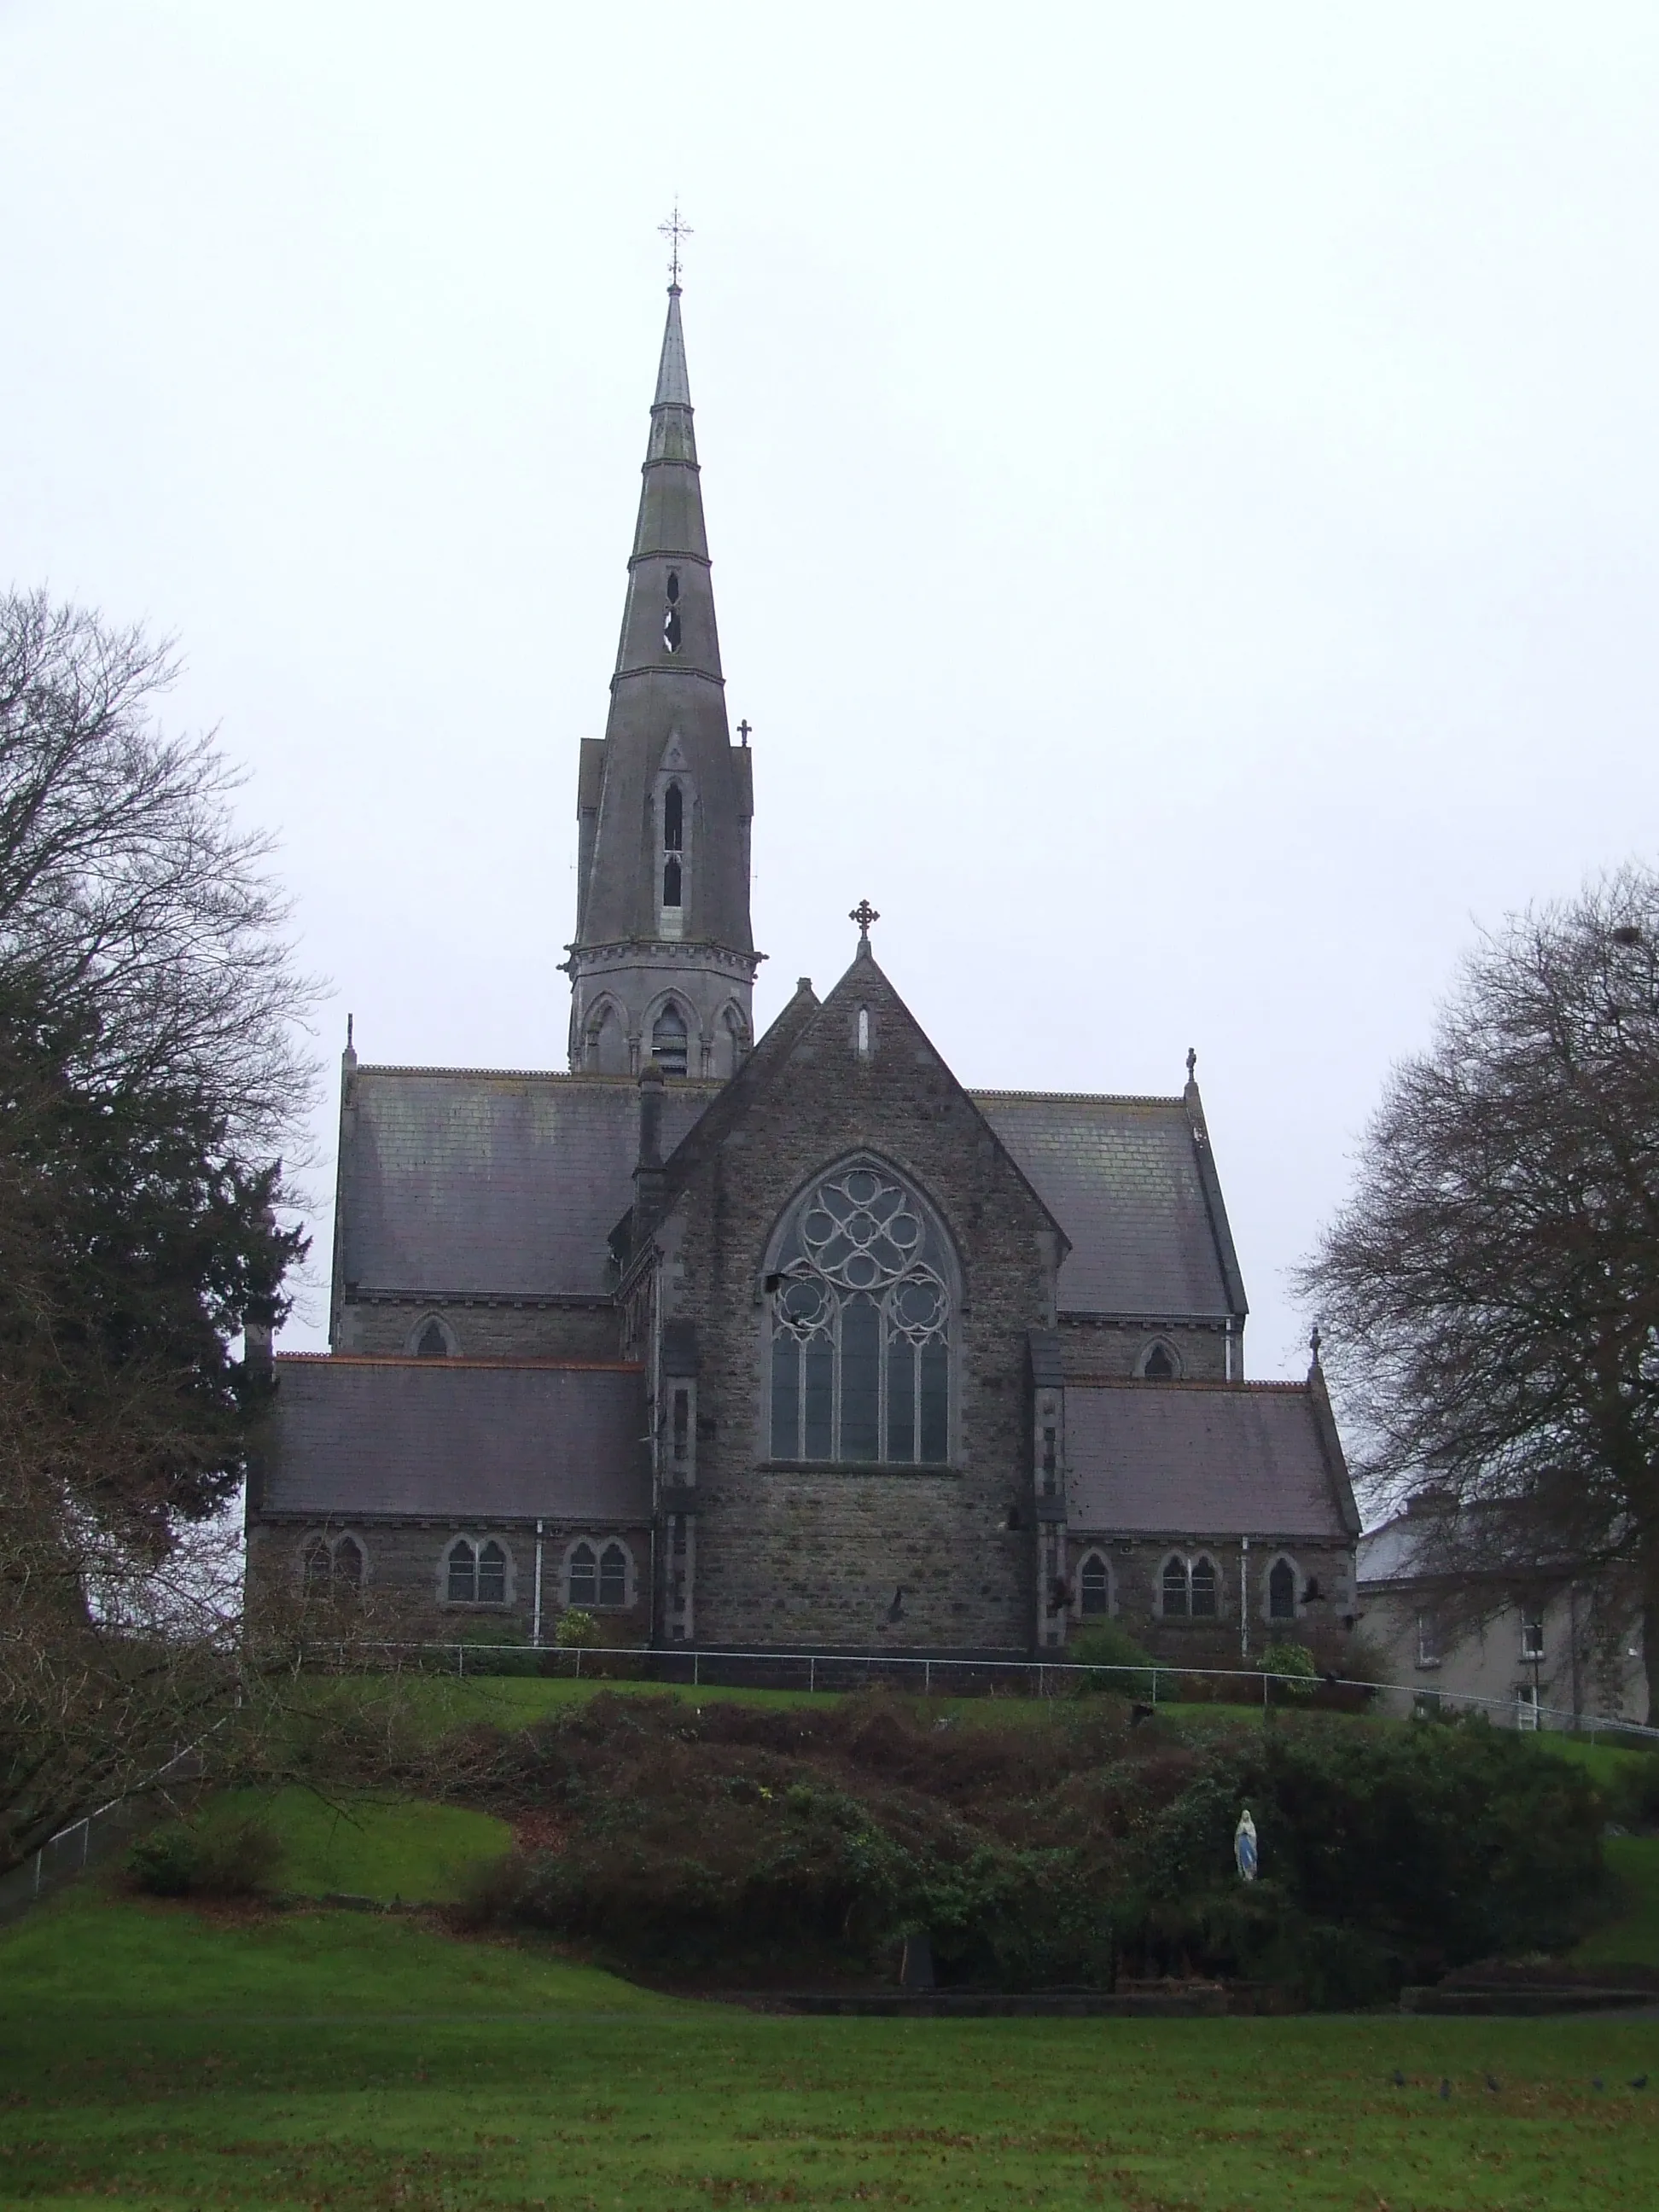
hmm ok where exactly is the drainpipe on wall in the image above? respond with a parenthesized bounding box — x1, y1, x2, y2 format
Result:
(533, 1518, 544, 1648)
(1240, 1536, 1250, 1661)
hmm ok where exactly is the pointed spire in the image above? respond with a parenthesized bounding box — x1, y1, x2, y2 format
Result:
(654, 285, 692, 408)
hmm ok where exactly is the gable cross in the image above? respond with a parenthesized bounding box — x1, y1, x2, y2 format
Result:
(850, 899, 880, 940)
(736, 719, 752, 746)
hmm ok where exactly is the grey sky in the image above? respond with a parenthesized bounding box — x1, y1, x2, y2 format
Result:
(3, 3, 1656, 1374)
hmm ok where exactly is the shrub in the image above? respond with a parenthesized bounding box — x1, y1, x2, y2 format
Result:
(442, 1691, 1607, 2003)
(128, 1814, 281, 1899)
(1259, 1641, 1318, 1697)
(555, 1608, 600, 1650)
(1067, 1621, 1157, 1699)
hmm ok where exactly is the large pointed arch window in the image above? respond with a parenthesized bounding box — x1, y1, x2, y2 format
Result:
(767, 1161, 953, 1466)
(659, 780, 685, 939)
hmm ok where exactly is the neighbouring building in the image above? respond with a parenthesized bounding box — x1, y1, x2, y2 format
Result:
(1357, 1499, 1646, 1730)
(245, 276, 1361, 1664)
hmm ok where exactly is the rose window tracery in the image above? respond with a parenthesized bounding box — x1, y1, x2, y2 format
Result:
(769, 1164, 952, 1465)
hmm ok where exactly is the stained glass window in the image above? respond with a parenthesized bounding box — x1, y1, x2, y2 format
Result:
(768, 1162, 952, 1465)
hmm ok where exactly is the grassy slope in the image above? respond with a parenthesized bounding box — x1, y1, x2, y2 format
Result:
(3, 1889, 1656, 2210)
(207, 1787, 510, 1903)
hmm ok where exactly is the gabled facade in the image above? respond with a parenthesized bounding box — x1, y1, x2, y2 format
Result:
(247, 276, 1359, 1663)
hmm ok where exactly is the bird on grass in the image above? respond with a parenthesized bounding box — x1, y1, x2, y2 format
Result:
(1390, 2069, 1406, 2088)
(1485, 2075, 1501, 2094)
(1438, 2080, 1451, 2101)
(1629, 2075, 1649, 2090)
(1592, 2077, 1605, 2093)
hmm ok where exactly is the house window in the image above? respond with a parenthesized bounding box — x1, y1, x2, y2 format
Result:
(1190, 1554, 1218, 1618)
(446, 1537, 507, 1605)
(767, 1161, 953, 1466)
(1415, 1609, 1441, 1668)
(1080, 1554, 1109, 1615)
(1268, 1557, 1297, 1621)
(1521, 1615, 1545, 1662)
(651, 1004, 689, 1078)
(599, 1544, 628, 1607)
(568, 1542, 597, 1606)
(1161, 1555, 1190, 1617)
(1515, 1684, 1541, 1732)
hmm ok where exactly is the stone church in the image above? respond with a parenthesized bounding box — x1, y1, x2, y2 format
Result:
(246, 281, 1360, 1665)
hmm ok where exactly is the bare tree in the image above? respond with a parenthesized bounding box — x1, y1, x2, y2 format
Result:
(0, 590, 322, 1865)
(1299, 866, 1659, 1720)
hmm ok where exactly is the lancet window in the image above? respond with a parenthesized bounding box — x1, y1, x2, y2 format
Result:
(767, 1161, 953, 1466)
(651, 1003, 690, 1079)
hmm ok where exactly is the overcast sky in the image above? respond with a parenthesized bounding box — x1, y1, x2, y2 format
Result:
(3, 3, 1657, 1377)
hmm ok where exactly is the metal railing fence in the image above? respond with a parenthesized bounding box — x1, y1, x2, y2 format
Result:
(335, 1639, 1659, 1744)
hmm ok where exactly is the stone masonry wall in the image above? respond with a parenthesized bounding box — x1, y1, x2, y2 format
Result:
(1058, 1318, 1233, 1382)
(335, 1301, 623, 1362)
(1066, 1534, 1358, 1671)
(245, 1515, 652, 1646)
(657, 957, 1060, 1654)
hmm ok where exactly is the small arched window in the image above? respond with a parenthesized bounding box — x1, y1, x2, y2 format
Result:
(663, 571, 682, 652)
(333, 1536, 364, 1589)
(1268, 1557, 1297, 1621)
(663, 783, 684, 851)
(662, 853, 683, 909)
(476, 1541, 507, 1605)
(651, 1003, 689, 1079)
(1161, 1555, 1190, 1618)
(1140, 1340, 1179, 1380)
(568, 1542, 597, 1606)
(1190, 1554, 1218, 1618)
(447, 1539, 476, 1604)
(1080, 1554, 1110, 1615)
(416, 1318, 450, 1358)
(599, 1543, 628, 1607)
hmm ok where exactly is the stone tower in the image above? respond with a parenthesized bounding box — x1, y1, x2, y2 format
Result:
(564, 282, 760, 1080)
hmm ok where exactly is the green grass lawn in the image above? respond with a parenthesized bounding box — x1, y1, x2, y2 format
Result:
(205, 1786, 512, 1903)
(1577, 1836, 1659, 1969)
(3, 1889, 1656, 2209)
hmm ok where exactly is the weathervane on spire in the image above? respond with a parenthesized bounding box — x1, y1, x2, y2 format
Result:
(659, 201, 693, 288)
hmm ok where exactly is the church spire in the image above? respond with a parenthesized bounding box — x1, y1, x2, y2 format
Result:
(565, 259, 760, 1083)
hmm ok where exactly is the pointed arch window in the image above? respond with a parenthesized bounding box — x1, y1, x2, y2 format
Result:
(663, 570, 682, 653)
(659, 780, 686, 935)
(1268, 1556, 1297, 1621)
(651, 1003, 689, 1079)
(567, 1542, 597, 1606)
(416, 1318, 450, 1358)
(446, 1536, 509, 1605)
(767, 1161, 953, 1466)
(1080, 1553, 1110, 1616)
(1161, 1555, 1190, 1617)
(1190, 1553, 1218, 1618)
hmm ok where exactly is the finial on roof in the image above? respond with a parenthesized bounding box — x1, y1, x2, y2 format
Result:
(1186, 1045, 1196, 1082)
(658, 200, 693, 291)
(851, 898, 880, 942)
(347, 1013, 353, 1051)
(1309, 1322, 1323, 1367)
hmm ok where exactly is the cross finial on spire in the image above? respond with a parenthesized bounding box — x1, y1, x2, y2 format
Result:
(1309, 1322, 1323, 1365)
(658, 201, 693, 288)
(850, 898, 880, 941)
(1186, 1045, 1197, 1082)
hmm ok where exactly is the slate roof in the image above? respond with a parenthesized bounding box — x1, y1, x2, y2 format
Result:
(336, 1068, 718, 1300)
(264, 1355, 649, 1522)
(973, 1091, 1244, 1319)
(1066, 1382, 1355, 1540)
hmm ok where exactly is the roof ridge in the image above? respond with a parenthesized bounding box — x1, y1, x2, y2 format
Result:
(276, 1353, 645, 1372)
(354, 1063, 723, 1086)
(1065, 1377, 1310, 1394)
(970, 1088, 1186, 1108)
